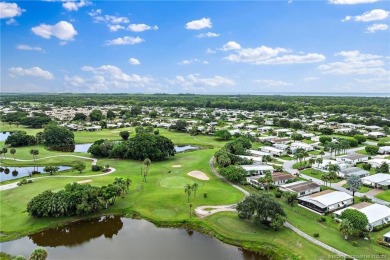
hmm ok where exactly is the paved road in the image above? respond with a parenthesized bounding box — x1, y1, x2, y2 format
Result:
(282, 159, 389, 206)
(195, 157, 351, 258)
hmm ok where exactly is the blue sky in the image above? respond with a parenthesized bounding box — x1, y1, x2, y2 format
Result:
(1, 0, 389, 94)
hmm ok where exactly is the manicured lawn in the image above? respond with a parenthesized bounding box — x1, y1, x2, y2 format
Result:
(0, 148, 244, 242)
(355, 149, 370, 155)
(279, 155, 293, 161)
(302, 139, 315, 144)
(204, 212, 330, 259)
(342, 184, 371, 193)
(300, 169, 342, 183)
(375, 190, 390, 202)
(292, 161, 310, 169)
(309, 150, 322, 155)
(379, 136, 390, 142)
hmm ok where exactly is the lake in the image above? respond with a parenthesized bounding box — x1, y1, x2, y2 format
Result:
(0, 166, 71, 182)
(73, 143, 92, 153)
(0, 216, 266, 260)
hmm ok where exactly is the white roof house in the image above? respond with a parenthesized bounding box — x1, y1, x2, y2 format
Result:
(336, 153, 369, 166)
(365, 131, 386, 138)
(334, 203, 390, 230)
(240, 165, 274, 176)
(378, 146, 390, 155)
(298, 190, 353, 214)
(247, 149, 271, 157)
(367, 158, 390, 168)
(290, 142, 314, 152)
(238, 155, 263, 163)
(260, 146, 287, 156)
(361, 173, 390, 189)
(339, 167, 369, 178)
(280, 181, 321, 197)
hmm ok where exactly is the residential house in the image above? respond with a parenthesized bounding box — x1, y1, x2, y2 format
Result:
(378, 146, 390, 155)
(298, 190, 353, 214)
(290, 142, 314, 152)
(247, 149, 271, 157)
(260, 146, 286, 156)
(361, 174, 390, 189)
(366, 132, 386, 138)
(240, 165, 274, 176)
(338, 167, 369, 178)
(384, 232, 390, 245)
(246, 172, 294, 188)
(336, 154, 369, 166)
(334, 202, 390, 231)
(367, 158, 390, 168)
(280, 181, 321, 197)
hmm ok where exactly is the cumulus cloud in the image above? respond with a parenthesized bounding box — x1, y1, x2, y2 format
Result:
(129, 58, 140, 65)
(104, 36, 144, 46)
(220, 41, 241, 51)
(253, 79, 292, 87)
(170, 74, 234, 89)
(329, 0, 378, 4)
(224, 44, 325, 65)
(342, 9, 390, 22)
(88, 9, 131, 32)
(127, 23, 158, 32)
(366, 23, 389, 33)
(16, 44, 44, 52)
(196, 32, 220, 38)
(185, 18, 212, 30)
(31, 21, 77, 41)
(62, 0, 91, 11)
(319, 50, 388, 76)
(0, 2, 24, 19)
(9, 66, 53, 80)
(64, 65, 153, 91)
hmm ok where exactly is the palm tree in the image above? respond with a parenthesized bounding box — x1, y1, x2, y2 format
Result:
(316, 157, 323, 168)
(308, 158, 315, 167)
(143, 158, 151, 183)
(340, 219, 353, 240)
(188, 203, 193, 218)
(321, 172, 329, 187)
(319, 150, 325, 158)
(29, 247, 48, 260)
(192, 183, 199, 198)
(10, 148, 16, 160)
(184, 184, 192, 203)
(259, 171, 273, 192)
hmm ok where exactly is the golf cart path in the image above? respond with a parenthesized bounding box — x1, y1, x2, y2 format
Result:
(0, 155, 115, 191)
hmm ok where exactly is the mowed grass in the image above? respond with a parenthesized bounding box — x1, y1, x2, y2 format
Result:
(375, 190, 390, 202)
(0, 149, 244, 241)
(205, 212, 331, 259)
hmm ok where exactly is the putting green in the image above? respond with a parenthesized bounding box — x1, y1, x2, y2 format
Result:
(152, 208, 177, 218)
(159, 176, 192, 188)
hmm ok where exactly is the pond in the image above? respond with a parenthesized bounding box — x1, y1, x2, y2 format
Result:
(73, 143, 92, 153)
(0, 166, 71, 182)
(0, 132, 11, 141)
(0, 216, 266, 260)
(174, 145, 199, 153)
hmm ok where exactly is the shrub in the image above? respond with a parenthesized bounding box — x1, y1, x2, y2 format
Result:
(352, 241, 358, 247)
(203, 192, 208, 198)
(91, 165, 103, 172)
(275, 192, 282, 198)
(317, 217, 326, 222)
(313, 233, 320, 238)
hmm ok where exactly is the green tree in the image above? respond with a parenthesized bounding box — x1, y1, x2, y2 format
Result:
(346, 175, 362, 197)
(106, 110, 116, 120)
(89, 109, 103, 121)
(290, 121, 303, 130)
(73, 112, 87, 121)
(173, 120, 188, 132)
(43, 166, 60, 176)
(319, 136, 332, 145)
(29, 247, 48, 260)
(220, 165, 246, 183)
(43, 123, 75, 147)
(258, 171, 273, 192)
(130, 106, 142, 116)
(315, 157, 323, 168)
(284, 191, 298, 207)
(340, 209, 368, 234)
(376, 162, 389, 173)
(119, 131, 130, 140)
(5, 131, 37, 147)
(184, 184, 192, 203)
(353, 135, 366, 144)
(1, 147, 7, 159)
(291, 133, 303, 141)
(340, 219, 354, 240)
(192, 183, 199, 198)
(143, 158, 151, 183)
(72, 161, 86, 173)
(10, 148, 16, 159)
(365, 145, 379, 155)
(214, 129, 232, 141)
(236, 193, 286, 229)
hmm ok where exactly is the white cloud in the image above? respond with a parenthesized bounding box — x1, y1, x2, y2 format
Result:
(225, 45, 325, 65)
(319, 50, 388, 76)
(220, 41, 241, 51)
(206, 48, 216, 54)
(16, 44, 44, 52)
(127, 24, 158, 32)
(9, 66, 53, 80)
(88, 9, 130, 32)
(31, 21, 77, 41)
(104, 36, 144, 46)
(62, 0, 91, 11)
(129, 58, 140, 65)
(329, 0, 378, 4)
(303, 77, 319, 82)
(185, 17, 212, 30)
(65, 65, 153, 91)
(366, 23, 389, 33)
(0, 2, 24, 19)
(196, 32, 220, 38)
(253, 79, 292, 87)
(342, 9, 390, 22)
(170, 74, 234, 89)
(108, 24, 125, 32)
(178, 59, 208, 65)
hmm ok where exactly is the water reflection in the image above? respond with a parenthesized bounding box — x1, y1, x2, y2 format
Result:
(29, 215, 123, 247)
(0, 166, 71, 182)
(174, 145, 199, 152)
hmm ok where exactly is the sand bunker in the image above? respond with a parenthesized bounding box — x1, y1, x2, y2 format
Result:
(172, 165, 182, 168)
(77, 179, 92, 184)
(187, 171, 209, 180)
